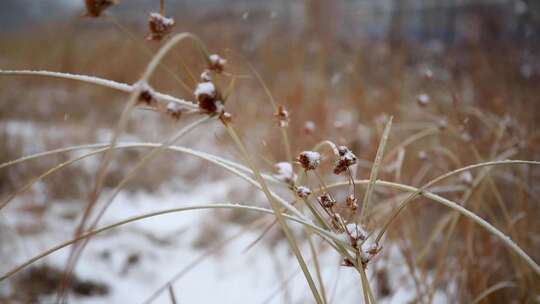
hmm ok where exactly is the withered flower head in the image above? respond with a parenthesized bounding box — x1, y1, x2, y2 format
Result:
(345, 194, 358, 211)
(296, 151, 321, 171)
(219, 111, 232, 125)
(194, 82, 224, 114)
(200, 70, 212, 82)
(84, 0, 116, 18)
(317, 193, 336, 209)
(147, 12, 175, 41)
(274, 105, 289, 127)
(333, 146, 357, 175)
(303, 121, 316, 135)
(273, 162, 296, 185)
(294, 185, 311, 199)
(416, 93, 430, 107)
(166, 102, 182, 120)
(208, 54, 226, 73)
(137, 84, 156, 106)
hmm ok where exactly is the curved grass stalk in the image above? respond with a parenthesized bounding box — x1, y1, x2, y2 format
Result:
(471, 281, 516, 304)
(141, 217, 269, 304)
(322, 178, 540, 276)
(383, 126, 439, 164)
(0, 142, 279, 184)
(61, 33, 213, 297)
(0, 203, 342, 282)
(0, 142, 301, 220)
(0, 70, 197, 110)
(67, 116, 212, 288)
(225, 124, 324, 304)
(245, 62, 292, 163)
(360, 117, 393, 222)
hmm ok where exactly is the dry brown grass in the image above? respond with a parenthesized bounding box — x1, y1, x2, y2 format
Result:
(1, 3, 539, 303)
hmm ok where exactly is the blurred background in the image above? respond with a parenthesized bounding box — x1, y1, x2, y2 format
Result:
(1, 0, 539, 303)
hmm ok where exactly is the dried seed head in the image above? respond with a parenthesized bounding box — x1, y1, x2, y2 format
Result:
(317, 193, 336, 209)
(200, 70, 212, 82)
(360, 242, 382, 265)
(219, 111, 232, 125)
(303, 121, 316, 135)
(147, 13, 175, 41)
(274, 105, 289, 127)
(423, 68, 433, 80)
(416, 93, 430, 107)
(194, 82, 224, 114)
(333, 146, 357, 175)
(341, 258, 355, 267)
(208, 54, 226, 73)
(296, 151, 321, 171)
(417, 150, 428, 161)
(459, 171, 473, 185)
(84, 0, 116, 17)
(346, 223, 367, 242)
(345, 194, 358, 211)
(294, 185, 311, 199)
(437, 119, 448, 130)
(166, 102, 182, 120)
(273, 162, 296, 185)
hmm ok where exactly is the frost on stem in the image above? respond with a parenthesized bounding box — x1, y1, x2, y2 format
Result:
(274, 105, 289, 127)
(194, 82, 224, 114)
(273, 162, 296, 185)
(294, 185, 312, 199)
(137, 83, 157, 106)
(208, 54, 226, 73)
(84, 0, 116, 17)
(147, 13, 175, 41)
(333, 146, 357, 175)
(296, 151, 321, 171)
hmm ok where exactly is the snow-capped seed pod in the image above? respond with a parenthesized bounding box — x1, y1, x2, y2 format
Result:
(346, 223, 367, 242)
(194, 82, 224, 114)
(200, 70, 212, 82)
(84, 0, 116, 17)
(303, 121, 316, 135)
(294, 185, 311, 199)
(166, 102, 182, 120)
(208, 54, 226, 73)
(416, 93, 430, 107)
(423, 68, 433, 80)
(360, 243, 382, 265)
(219, 111, 232, 125)
(147, 13, 175, 41)
(274, 105, 289, 127)
(345, 195, 358, 211)
(333, 146, 357, 175)
(317, 193, 336, 209)
(459, 171, 473, 185)
(273, 162, 296, 185)
(341, 258, 355, 267)
(437, 119, 448, 131)
(296, 151, 321, 171)
(417, 150, 428, 161)
(137, 83, 157, 106)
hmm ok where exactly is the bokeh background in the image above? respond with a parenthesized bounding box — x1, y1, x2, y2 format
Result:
(1, 1, 539, 303)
